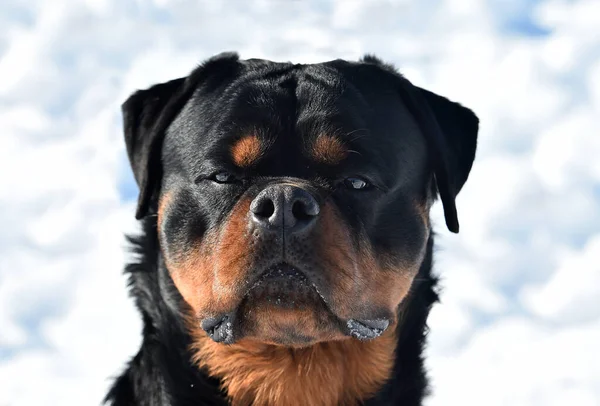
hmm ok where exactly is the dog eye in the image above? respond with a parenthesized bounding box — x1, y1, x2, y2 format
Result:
(344, 177, 370, 190)
(213, 171, 237, 183)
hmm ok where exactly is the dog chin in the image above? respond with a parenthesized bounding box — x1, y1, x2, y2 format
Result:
(199, 263, 392, 345)
(202, 288, 341, 346)
(201, 308, 392, 347)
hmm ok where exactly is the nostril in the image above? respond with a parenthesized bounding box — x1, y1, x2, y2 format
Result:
(292, 199, 319, 221)
(251, 185, 319, 231)
(254, 199, 275, 219)
(292, 201, 310, 221)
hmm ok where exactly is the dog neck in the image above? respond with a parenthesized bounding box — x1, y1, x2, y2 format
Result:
(188, 323, 398, 406)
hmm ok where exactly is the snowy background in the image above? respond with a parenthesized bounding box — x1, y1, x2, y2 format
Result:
(1, 0, 599, 404)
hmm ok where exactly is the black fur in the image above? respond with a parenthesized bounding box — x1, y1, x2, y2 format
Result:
(105, 219, 439, 405)
(106, 52, 478, 405)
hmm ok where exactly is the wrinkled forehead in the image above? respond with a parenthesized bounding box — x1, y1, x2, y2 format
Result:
(164, 63, 425, 180)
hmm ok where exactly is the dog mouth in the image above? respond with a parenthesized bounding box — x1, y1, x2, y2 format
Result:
(243, 263, 326, 308)
(201, 263, 323, 344)
(200, 263, 391, 344)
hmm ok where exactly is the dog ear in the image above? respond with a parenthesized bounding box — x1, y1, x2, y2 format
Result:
(401, 84, 478, 233)
(122, 77, 187, 219)
(359, 55, 479, 233)
(122, 52, 241, 219)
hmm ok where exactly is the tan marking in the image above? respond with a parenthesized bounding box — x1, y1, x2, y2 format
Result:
(317, 202, 422, 320)
(312, 134, 348, 165)
(163, 198, 254, 317)
(231, 134, 263, 168)
(240, 296, 342, 346)
(187, 311, 397, 406)
(158, 190, 430, 405)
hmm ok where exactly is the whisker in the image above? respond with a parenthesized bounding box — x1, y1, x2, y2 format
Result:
(344, 128, 371, 140)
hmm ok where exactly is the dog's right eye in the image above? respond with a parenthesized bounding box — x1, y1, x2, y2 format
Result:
(212, 171, 237, 184)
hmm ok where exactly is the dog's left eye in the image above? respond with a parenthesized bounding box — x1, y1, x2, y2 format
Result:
(344, 177, 370, 190)
(212, 171, 237, 183)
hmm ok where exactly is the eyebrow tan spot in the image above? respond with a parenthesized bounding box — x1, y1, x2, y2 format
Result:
(231, 134, 263, 168)
(311, 134, 348, 165)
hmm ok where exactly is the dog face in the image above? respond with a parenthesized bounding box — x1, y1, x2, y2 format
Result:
(123, 53, 478, 347)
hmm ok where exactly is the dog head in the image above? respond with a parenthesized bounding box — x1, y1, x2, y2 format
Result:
(122, 53, 478, 346)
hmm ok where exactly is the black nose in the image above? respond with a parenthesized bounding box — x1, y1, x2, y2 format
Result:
(250, 184, 320, 234)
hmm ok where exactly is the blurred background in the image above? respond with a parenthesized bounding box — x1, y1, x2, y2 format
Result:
(1, 0, 599, 404)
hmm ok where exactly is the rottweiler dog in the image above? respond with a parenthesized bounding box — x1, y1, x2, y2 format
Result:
(105, 52, 478, 406)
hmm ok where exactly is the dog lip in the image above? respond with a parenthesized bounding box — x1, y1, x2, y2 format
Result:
(256, 263, 309, 283)
(346, 318, 390, 340)
(201, 315, 235, 344)
(243, 262, 331, 308)
(245, 262, 311, 294)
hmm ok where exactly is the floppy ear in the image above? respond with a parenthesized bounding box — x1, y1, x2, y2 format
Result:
(123, 51, 242, 219)
(359, 55, 478, 232)
(122, 77, 188, 219)
(413, 87, 478, 233)
(395, 80, 478, 233)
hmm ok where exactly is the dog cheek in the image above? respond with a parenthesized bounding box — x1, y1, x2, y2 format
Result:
(372, 260, 417, 317)
(368, 228, 430, 315)
(159, 197, 256, 317)
(212, 198, 254, 295)
(365, 218, 430, 316)
(156, 191, 210, 313)
(316, 203, 361, 314)
(362, 203, 430, 314)
(317, 202, 424, 320)
(167, 246, 216, 315)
